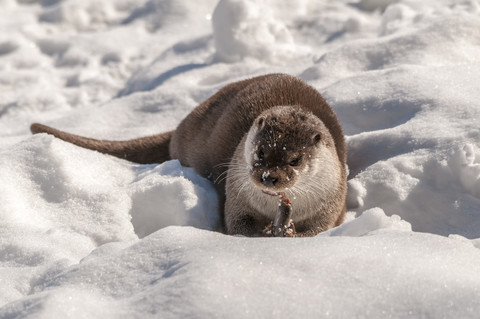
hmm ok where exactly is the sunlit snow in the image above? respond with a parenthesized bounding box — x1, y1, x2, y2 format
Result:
(1, 0, 479, 317)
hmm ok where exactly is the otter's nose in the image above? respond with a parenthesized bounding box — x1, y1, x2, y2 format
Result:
(261, 175, 279, 187)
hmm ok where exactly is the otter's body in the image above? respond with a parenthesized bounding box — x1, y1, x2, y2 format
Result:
(31, 74, 347, 237)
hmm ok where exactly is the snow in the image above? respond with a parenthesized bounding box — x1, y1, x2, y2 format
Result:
(1, 0, 480, 317)
(212, 0, 298, 63)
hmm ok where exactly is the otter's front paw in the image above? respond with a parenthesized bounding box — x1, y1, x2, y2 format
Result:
(262, 220, 296, 237)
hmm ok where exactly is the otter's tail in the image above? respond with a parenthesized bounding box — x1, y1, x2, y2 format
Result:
(31, 123, 173, 164)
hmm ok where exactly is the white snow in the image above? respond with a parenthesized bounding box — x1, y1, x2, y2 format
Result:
(1, 0, 480, 317)
(212, 0, 299, 63)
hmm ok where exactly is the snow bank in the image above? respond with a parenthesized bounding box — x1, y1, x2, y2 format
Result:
(0, 135, 219, 306)
(316, 13, 480, 237)
(2, 224, 480, 318)
(129, 160, 220, 238)
(1, 0, 480, 317)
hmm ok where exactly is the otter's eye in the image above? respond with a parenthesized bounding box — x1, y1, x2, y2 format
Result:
(289, 158, 300, 167)
(258, 150, 264, 160)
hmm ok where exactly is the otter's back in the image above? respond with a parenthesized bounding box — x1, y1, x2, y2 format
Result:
(170, 74, 346, 180)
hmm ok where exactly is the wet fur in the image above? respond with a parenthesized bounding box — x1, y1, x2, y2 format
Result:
(31, 73, 347, 237)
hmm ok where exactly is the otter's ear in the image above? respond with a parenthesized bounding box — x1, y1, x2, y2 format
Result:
(256, 116, 266, 129)
(312, 133, 322, 145)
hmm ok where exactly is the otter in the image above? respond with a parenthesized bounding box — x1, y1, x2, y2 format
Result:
(31, 73, 347, 237)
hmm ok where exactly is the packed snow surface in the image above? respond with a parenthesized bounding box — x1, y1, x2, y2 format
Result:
(1, 0, 480, 317)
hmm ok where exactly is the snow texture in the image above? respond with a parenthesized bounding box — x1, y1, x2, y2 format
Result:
(1, 0, 480, 317)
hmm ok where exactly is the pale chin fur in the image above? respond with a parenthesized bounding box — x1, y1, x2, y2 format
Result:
(241, 127, 342, 222)
(241, 126, 280, 219)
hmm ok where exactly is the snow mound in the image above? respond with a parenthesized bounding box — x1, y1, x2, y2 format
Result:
(0, 134, 135, 245)
(129, 160, 220, 238)
(212, 0, 298, 63)
(448, 144, 480, 199)
(323, 208, 411, 237)
(0, 135, 219, 306)
(302, 13, 480, 87)
(2, 226, 479, 318)
(347, 144, 480, 238)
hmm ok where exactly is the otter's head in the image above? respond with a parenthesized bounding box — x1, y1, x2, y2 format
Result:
(244, 105, 335, 192)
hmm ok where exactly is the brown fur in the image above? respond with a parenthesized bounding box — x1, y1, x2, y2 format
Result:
(31, 73, 346, 236)
(224, 105, 346, 236)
